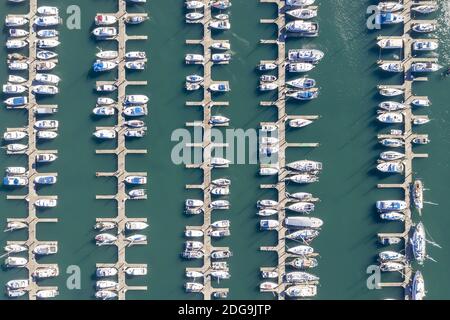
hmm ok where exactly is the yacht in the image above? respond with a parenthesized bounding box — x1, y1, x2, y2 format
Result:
(378, 251, 405, 262)
(376, 161, 404, 174)
(377, 2, 403, 12)
(34, 16, 61, 27)
(412, 137, 430, 145)
(377, 38, 403, 49)
(128, 188, 146, 198)
(5, 257, 27, 268)
(92, 27, 117, 38)
(95, 233, 117, 244)
(95, 290, 117, 300)
(99, 97, 116, 106)
(2, 84, 27, 94)
(4, 96, 28, 107)
(286, 0, 316, 7)
(285, 229, 320, 242)
(3, 176, 28, 186)
(412, 98, 430, 107)
(411, 62, 441, 72)
(96, 280, 118, 290)
(94, 222, 116, 231)
(125, 267, 147, 276)
(380, 151, 405, 161)
(211, 186, 229, 195)
(4, 131, 27, 141)
(379, 87, 403, 97)
(33, 244, 57, 255)
(260, 282, 277, 291)
(34, 175, 57, 185)
(380, 262, 405, 272)
(209, 115, 229, 125)
(96, 267, 118, 277)
(5, 221, 28, 231)
(411, 271, 426, 300)
(6, 143, 28, 153)
(209, 83, 230, 92)
(376, 200, 407, 212)
(287, 245, 314, 256)
(413, 40, 438, 51)
(375, 13, 404, 25)
(6, 39, 27, 49)
(287, 62, 315, 73)
(6, 279, 29, 290)
(33, 106, 58, 115)
(287, 89, 319, 100)
(258, 63, 277, 71)
(185, 54, 204, 64)
(286, 202, 315, 213)
(413, 116, 430, 125)
(287, 160, 322, 172)
(7, 75, 27, 84)
(4, 244, 27, 253)
(380, 211, 405, 221)
(95, 14, 117, 26)
(37, 6, 58, 16)
(412, 4, 438, 14)
(285, 21, 319, 36)
(125, 95, 149, 105)
(379, 138, 403, 147)
(185, 229, 204, 238)
(185, 282, 204, 293)
(209, 20, 231, 30)
(37, 29, 59, 38)
(285, 174, 318, 184)
(92, 129, 117, 139)
(379, 62, 403, 72)
(288, 49, 324, 64)
(286, 8, 317, 20)
(412, 180, 423, 211)
(93, 106, 115, 116)
(125, 221, 149, 231)
(211, 42, 231, 51)
(125, 15, 148, 25)
(379, 101, 405, 111)
(210, 200, 230, 209)
(411, 222, 426, 264)
(34, 199, 57, 207)
(93, 60, 117, 72)
(5, 16, 28, 27)
(284, 285, 317, 298)
(211, 270, 231, 280)
(125, 175, 147, 185)
(286, 77, 316, 89)
(185, 241, 203, 251)
(96, 84, 117, 92)
(96, 50, 118, 60)
(260, 219, 279, 230)
(286, 257, 318, 270)
(35, 73, 60, 85)
(36, 153, 57, 163)
(186, 12, 204, 21)
(123, 106, 147, 116)
(377, 112, 403, 124)
(32, 267, 59, 279)
(35, 120, 58, 130)
(412, 23, 436, 33)
(285, 216, 323, 229)
(259, 82, 278, 91)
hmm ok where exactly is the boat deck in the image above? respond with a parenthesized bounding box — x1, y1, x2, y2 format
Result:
(258, 0, 320, 300)
(94, 0, 148, 300)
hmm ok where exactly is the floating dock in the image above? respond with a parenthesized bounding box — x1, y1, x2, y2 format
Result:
(258, 0, 320, 300)
(183, 0, 231, 300)
(94, 0, 148, 300)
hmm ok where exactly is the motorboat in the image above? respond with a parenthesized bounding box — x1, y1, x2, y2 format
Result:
(97, 97, 115, 106)
(210, 200, 230, 209)
(378, 251, 405, 262)
(412, 137, 430, 145)
(257, 209, 278, 217)
(380, 211, 405, 221)
(287, 89, 319, 100)
(212, 178, 231, 186)
(35, 120, 59, 130)
(379, 62, 403, 72)
(377, 38, 403, 49)
(413, 117, 430, 125)
(260, 75, 277, 82)
(285, 174, 318, 184)
(260, 124, 278, 132)
(34, 175, 57, 185)
(94, 222, 116, 231)
(125, 51, 146, 60)
(412, 180, 423, 211)
(36, 61, 57, 71)
(376, 161, 404, 174)
(92, 27, 117, 38)
(185, 282, 204, 293)
(95, 290, 117, 300)
(93, 60, 117, 72)
(96, 267, 118, 278)
(260, 136, 279, 145)
(211, 270, 230, 280)
(126, 61, 146, 70)
(287, 245, 314, 256)
(7, 75, 27, 84)
(124, 129, 146, 138)
(286, 257, 318, 270)
(37, 6, 58, 16)
(412, 98, 430, 107)
(377, 112, 403, 124)
(287, 62, 315, 73)
(380, 151, 405, 161)
(5, 16, 28, 27)
(209, 115, 229, 125)
(376, 200, 407, 211)
(257, 199, 278, 208)
(285, 21, 319, 36)
(286, 77, 316, 89)
(3, 131, 27, 141)
(287, 160, 322, 172)
(259, 82, 278, 91)
(412, 23, 436, 33)
(285, 271, 319, 283)
(2, 84, 27, 94)
(413, 40, 438, 51)
(5, 257, 27, 268)
(260, 282, 277, 291)
(181, 250, 204, 259)
(124, 120, 145, 128)
(285, 229, 320, 242)
(32, 267, 59, 279)
(5, 221, 28, 231)
(125, 267, 147, 276)
(4, 96, 28, 107)
(411, 222, 426, 264)
(37, 39, 60, 49)
(9, 28, 29, 38)
(286, 0, 316, 6)
(8, 61, 29, 71)
(123, 106, 148, 117)
(379, 138, 404, 147)
(96, 84, 117, 92)
(35, 73, 60, 85)
(6, 39, 27, 49)
(37, 29, 59, 38)
(33, 244, 58, 255)
(210, 0, 232, 10)
(412, 4, 438, 14)
(375, 13, 404, 25)
(211, 42, 231, 51)
(209, 20, 231, 30)
(260, 219, 279, 230)
(284, 216, 323, 229)
(186, 199, 204, 208)
(288, 50, 324, 64)
(32, 85, 59, 95)
(211, 186, 229, 195)
(211, 157, 230, 167)
(288, 118, 313, 128)
(185, 229, 204, 238)
(411, 271, 426, 300)
(4, 244, 27, 253)
(284, 285, 317, 298)
(261, 271, 278, 279)
(3, 176, 28, 186)
(379, 87, 403, 97)
(258, 63, 277, 71)
(209, 83, 230, 92)
(34, 199, 57, 207)
(96, 280, 118, 290)
(95, 233, 117, 244)
(7, 290, 26, 298)
(92, 129, 117, 139)
(96, 50, 118, 60)
(93, 106, 115, 116)
(128, 188, 146, 198)
(411, 62, 441, 72)
(95, 14, 117, 26)
(125, 221, 149, 231)
(286, 8, 317, 20)
(36, 153, 57, 163)
(6, 143, 28, 153)
(186, 74, 204, 83)
(186, 12, 204, 21)
(185, 54, 204, 64)
(6, 279, 29, 290)
(185, 1, 204, 9)
(380, 262, 405, 272)
(377, 2, 403, 12)
(34, 16, 61, 27)
(378, 101, 405, 111)
(125, 15, 148, 25)
(211, 249, 232, 259)
(124, 95, 149, 105)
(124, 175, 147, 185)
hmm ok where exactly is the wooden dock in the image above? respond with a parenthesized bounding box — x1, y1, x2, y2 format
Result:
(375, 0, 435, 298)
(94, 0, 148, 300)
(183, 0, 231, 300)
(258, 0, 320, 300)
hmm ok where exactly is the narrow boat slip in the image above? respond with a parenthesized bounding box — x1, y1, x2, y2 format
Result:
(183, 0, 232, 300)
(258, 0, 321, 300)
(92, 0, 149, 300)
(374, 1, 435, 300)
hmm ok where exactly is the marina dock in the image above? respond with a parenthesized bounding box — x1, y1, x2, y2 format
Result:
(259, 0, 320, 299)
(375, 0, 434, 298)
(183, 0, 231, 300)
(94, 0, 148, 300)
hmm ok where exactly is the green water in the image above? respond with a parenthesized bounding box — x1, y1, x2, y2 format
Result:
(0, 0, 449, 300)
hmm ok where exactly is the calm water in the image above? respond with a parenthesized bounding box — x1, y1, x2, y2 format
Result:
(0, 0, 449, 300)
